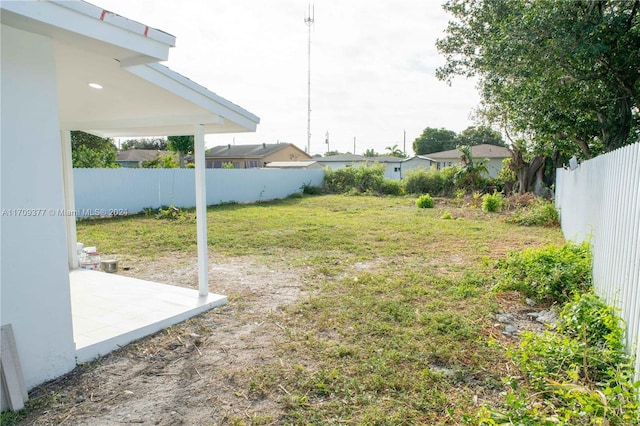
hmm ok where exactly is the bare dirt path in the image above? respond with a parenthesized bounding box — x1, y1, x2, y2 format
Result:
(20, 254, 309, 425)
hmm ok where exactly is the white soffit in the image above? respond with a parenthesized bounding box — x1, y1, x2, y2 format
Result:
(56, 41, 259, 137)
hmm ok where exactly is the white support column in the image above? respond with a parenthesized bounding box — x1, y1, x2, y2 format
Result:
(61, 131, 78, 269)
(194, 124, 209, 296)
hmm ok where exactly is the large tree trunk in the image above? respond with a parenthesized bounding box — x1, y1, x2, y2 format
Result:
(510, 147, 545, 194)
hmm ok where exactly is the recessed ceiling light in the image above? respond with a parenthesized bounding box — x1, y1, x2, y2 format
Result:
(88, 82, 103, 89)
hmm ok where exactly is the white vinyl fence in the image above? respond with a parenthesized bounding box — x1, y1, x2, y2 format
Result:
(74, 168, 324, 217)
(555, 141, 640, 382)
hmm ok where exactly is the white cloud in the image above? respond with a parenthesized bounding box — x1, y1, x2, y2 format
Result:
(92, 0, 480, 155)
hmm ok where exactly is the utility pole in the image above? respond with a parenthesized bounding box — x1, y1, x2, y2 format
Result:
(403, 129, 406, 156)
(325, 131, 329, 154)
(353, 136, 356, 155)
(305, 4, 314, 154)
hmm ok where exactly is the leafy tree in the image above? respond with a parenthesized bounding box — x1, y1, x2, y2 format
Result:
(121, 137, 168, 151)
(384, 144, 406, 158)
(436, 0, 640, 159)
(324, 150, 344, 157)
(363, 148, 379, 157)
(167, 135, 194, 168)
(413, 127, 458, 155)
(458, 126, 504, 147)
(141, 154, 178, 168)
(71, 131, 119, 168)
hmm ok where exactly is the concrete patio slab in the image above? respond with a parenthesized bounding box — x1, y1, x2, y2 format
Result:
(70, 269, 226, 363)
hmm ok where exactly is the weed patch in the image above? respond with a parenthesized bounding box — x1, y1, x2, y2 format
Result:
(507, 197, 560, 226)
(479, 292, 639, 425)
(494, 241, 592, 304)
(481, 192, 503, 212)
(481, 241, 639, 425)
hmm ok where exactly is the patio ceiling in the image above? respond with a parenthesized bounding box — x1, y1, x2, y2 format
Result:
(55, 41, 260, 138)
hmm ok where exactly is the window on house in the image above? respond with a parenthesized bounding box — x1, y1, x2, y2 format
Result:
(394, 167, 400, 172)
(246, 160, 260, 168)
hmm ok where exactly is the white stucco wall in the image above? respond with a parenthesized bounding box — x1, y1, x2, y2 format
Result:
(72, 168, 325, 216)
(1, 24, 76, 391)
(486, 158, 506, 178)
(399, 158, 434, 179)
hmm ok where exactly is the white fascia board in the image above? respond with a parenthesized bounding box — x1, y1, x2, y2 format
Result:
(54, 1, 175, 46)
(84, 127, 211, 139)
(124, 63, 260, 133)
(2, 0, 174, 62)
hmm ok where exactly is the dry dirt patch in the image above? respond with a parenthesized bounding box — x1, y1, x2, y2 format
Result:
(21, 254, 309, 425)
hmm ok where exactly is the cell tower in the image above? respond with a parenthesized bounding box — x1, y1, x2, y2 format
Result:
(305, 3, 314, 154)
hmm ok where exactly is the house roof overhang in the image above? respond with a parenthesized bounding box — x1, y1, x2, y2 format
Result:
(1, 0, 260, 138)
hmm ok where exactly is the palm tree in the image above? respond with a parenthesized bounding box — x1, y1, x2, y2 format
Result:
(384, 144, 406, 158)
(454, 145, 489, 190)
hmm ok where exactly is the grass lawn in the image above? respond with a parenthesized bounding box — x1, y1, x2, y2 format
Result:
(76, 194, 564, 424)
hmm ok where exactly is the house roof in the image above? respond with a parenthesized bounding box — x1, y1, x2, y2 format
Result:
(1, 0, 260, 138)
(369, 156, 405, 163)
(206, 143, 306, 159)
(316, 154, 423, 164)
(402, 155, 435, 163)
(315, 154, 367, 163)
(427, 144, 511, 159)
(116, 149, 171, 162)
(265, 161, 318, 168)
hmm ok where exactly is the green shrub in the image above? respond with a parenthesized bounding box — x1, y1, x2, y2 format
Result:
(300, 182, 322, 195)
(557, 292, 625, 353)
(454, 170, 491, 193)
(323, 167, 356, 193)
(376, 178, 403, 195)
(324, 164, 385, 194)
(402, 167, 457, 196)
(416, 194, 434, 208)
(507, 197, 560, 226)
(141, 154, 179, 168)
(441, 211, 453, 220)
(481, 191, 503, 212)
(494, 241, 592, 304)
(515, 295, 627, 387)
(353, 164, 384, 193)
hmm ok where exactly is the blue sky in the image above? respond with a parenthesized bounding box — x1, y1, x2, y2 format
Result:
(93, 0, 480, 155)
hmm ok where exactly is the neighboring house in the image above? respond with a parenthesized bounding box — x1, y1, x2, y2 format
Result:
(1, 0, 259, 408)
(264, 161, 322, 169)
(427, 144, 511, 178)
(400, 155, 436, 178)
(116, 149, 173, 168)
(205, 143, 310, 168)
(313, 154, 435, 180)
